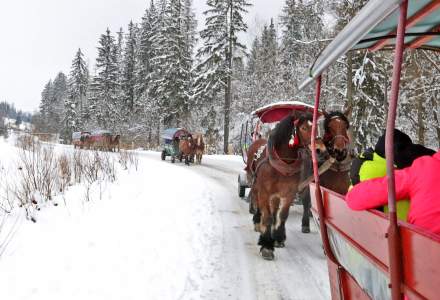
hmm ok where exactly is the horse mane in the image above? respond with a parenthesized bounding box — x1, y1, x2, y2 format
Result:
(270, 112, 312, 149)
(324, 111, 350, 131)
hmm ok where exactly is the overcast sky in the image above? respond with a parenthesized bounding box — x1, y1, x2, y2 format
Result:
(0, 0, 284, 112)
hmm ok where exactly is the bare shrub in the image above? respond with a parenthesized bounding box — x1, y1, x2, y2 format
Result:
(73, 150, 84, 183)
(118, 150, 139, 171)
(11, 144, 59, 221)
(100, 152, 116, 182)
(58, 154, 71, 193)
(40, 147, 58, 203)
(0, 164, 13, 213)
(15, 134, 39, 151)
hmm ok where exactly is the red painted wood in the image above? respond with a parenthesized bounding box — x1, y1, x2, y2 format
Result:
(310, 184, 390, 267)
(401, 226, 440, 299)
(310, 183, 440, 300)
(369, 0, 440, 51)
(327, 259, 343, 300)
(326, 258, 372, 300)
(341, 270, 372, 300)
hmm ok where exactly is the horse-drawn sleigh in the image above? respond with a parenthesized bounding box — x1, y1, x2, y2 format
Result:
(237, 101, 320, 198)
(298, 1, 440, 299)
(241, 101, 352, 260)
(161, 128, 205, 165)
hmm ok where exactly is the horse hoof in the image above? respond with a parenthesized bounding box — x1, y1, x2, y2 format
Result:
(254, 223, 261, 232)
(274, 241, 285, 248)
(301, 226, 310, 233)
(260, 248, 275, 260)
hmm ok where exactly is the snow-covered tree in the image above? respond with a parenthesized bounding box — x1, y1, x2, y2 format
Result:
(195, 0, 251, 153)
(121, 21, 137, 114)
(91, 28, 121, 130)
(67, 48, 89, 128)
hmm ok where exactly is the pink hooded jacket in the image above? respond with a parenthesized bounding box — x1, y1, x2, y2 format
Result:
(346, 151, 440, 235)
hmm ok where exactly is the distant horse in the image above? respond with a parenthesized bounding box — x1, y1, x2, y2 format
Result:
(108, 134, 121, 152)
(179, 135, 195, 165)
(193, 133, 205, 164)
(246, 112, 327, 260)
(298, 110, 352, 233)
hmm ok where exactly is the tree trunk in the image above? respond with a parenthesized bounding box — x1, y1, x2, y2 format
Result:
(156, 122, 160, 148)
(223, 1, 233, 154)
(430, 94, 440, 147)
(345, 51, 354, 121)
(415, 88, 425, 144)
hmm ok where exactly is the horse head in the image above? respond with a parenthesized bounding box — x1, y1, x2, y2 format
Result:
(322, 110, 351, 161)
(270, 112, 327, 159)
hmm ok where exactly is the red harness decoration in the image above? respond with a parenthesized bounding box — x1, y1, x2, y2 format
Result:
(288, 119, 300, 148)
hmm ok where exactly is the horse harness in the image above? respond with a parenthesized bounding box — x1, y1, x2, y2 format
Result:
(250, 136, 305, 186)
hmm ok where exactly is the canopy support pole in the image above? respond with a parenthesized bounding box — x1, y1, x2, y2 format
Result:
(386, 1, 408, 299)
(311, 76, 338, 265)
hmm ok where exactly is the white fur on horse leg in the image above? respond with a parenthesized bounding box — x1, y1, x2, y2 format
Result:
(274, 197, 288, 231)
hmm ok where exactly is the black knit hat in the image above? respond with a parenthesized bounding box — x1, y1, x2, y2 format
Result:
(396, 143, 436, 168)
(374, 129, 412, 159)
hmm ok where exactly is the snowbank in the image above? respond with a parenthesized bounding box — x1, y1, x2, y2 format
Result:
(0, 140, 222, 300)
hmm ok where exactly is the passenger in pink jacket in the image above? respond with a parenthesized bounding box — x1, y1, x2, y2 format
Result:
(346, 150, 440, 235)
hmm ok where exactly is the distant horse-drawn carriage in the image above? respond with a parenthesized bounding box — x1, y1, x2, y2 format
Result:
(72, 131, 91, 149)
(71, 130, 120, 152)
(161, 128, 190, 163)
(161, 128, 205, 165)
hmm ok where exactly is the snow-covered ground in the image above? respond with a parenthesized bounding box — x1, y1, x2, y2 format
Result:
(0, 137, 330, 300)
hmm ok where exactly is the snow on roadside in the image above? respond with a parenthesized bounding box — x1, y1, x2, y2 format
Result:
(0, 139, 223, 300)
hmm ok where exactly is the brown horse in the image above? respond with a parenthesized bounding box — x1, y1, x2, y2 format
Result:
(108, 135, 121, 152)
(179, 135, 195, 165)
(320, 111, 352, 194)
(192, 133, 205, 164)
(247, 112, 327, 260)
(298, 111, 352, 234)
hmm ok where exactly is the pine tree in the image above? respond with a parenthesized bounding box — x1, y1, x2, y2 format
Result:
(40, 80, 53, 123)
(135, 1, 159, 102)
(280, 0, 324, 98)
(92, 28, 120, 129)
(196, 0, 251, 153)
(121, 21, 137, 113)
(68, 48, 89, 126)
(49, 72, 68, 133)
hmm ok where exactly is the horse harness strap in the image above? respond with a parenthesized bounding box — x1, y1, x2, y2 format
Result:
(297, 157, 336, 192)
(329, 155, 352, 172)
(266, 145, 303, 177)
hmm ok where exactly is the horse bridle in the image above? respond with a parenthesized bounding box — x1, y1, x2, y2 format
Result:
(323, 116, 350, 153)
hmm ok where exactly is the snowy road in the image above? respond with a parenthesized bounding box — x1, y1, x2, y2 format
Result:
(0, 141, 330, 300)
(179, 155, 331, 300)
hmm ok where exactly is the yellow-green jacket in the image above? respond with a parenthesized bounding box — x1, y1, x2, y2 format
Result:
(350, 150, 409, 221)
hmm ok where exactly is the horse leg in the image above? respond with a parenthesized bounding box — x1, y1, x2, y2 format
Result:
(258, 198, 275, 260)
(299, 188, 311, 233)
(272, 198, 290, 248)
